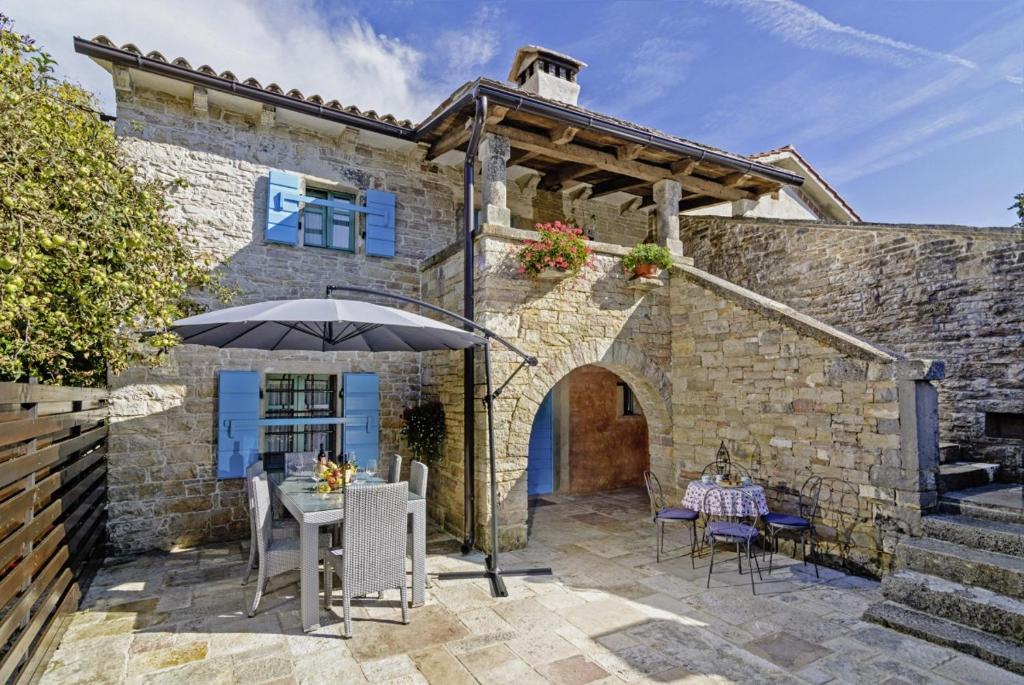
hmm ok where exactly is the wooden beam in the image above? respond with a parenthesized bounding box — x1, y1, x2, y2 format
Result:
(719, 172, 752, 188)
(619, 196, 643, 214)
(486, 105, 510, 126)
(671, 159, 699, 176)
(493, 125, 755, 202)
(539, 163, 597, 191)
(426, 121, 471, 160)
(508, 149, 542, 166)
(549, 123, 580, 146)
(616, 143, 645, 161)
(590, 176, 648, 199)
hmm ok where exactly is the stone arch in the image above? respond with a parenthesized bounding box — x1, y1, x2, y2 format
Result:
(497, 340, 673, 544)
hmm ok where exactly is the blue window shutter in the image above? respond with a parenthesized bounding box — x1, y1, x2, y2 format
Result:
(266, 170, 301, 245)
(364, 189, 396, 257)
(342, 372, 380, 470)
(217, 370, 261, 479)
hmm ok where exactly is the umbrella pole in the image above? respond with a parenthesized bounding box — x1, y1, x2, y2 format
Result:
(438, 340, 552, 598)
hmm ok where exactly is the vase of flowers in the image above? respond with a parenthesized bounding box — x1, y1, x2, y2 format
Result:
(622, 243, 673, 278)
(516, 221, 593, 279)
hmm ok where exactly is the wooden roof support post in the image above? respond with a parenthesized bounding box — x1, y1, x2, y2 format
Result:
(479, 133, 511, 227)
(653, 178, 683, 256)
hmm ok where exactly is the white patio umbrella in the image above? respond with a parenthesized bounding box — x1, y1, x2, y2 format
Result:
(171, 298, 485, 352)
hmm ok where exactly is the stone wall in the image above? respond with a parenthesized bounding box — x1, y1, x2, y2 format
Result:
(682, 217, 1024, 481)
(107, 86, 463, 554)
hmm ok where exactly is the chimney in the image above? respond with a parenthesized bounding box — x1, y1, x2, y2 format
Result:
(507, 45, 587, 106)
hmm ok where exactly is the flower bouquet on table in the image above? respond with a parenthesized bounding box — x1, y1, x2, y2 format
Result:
(314, 458, 356, 493)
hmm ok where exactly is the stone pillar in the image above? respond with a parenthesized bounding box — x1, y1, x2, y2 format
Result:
(479, 133, 511, 227)
(653, 178, 683, 256)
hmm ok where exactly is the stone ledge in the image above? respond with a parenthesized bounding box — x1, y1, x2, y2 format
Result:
(626, 275, 665, 292)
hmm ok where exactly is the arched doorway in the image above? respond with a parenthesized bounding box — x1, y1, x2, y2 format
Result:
(526, 365, 650, 496)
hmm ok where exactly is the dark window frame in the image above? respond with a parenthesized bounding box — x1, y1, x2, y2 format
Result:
(301, 186, 357, 252)
(985, 412, 1024, 440)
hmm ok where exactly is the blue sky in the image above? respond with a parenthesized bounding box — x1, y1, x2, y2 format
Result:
(8, 0, 1023, 226)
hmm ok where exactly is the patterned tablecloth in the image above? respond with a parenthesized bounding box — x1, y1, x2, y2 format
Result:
(682, 481, 769, 517)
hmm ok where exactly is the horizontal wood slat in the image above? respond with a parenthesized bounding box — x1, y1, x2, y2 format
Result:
(0, 382, 108, 683)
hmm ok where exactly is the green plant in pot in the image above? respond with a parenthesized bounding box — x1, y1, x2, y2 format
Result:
(400, 400, 446, 466)
(622, 243, 673, 277)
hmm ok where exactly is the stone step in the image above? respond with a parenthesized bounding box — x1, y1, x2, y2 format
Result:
(896, 536, 1024, 600)
(940, 483, 1024, 526)
(922, 514, 1024, 557)
(863, 601, 1024, 676)
(882, 570, 1024, 643)
(939, 442, 961, 464)
(937, 461, 999, 493)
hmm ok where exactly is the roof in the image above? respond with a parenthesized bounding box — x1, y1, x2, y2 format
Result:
(749, 145, 860, 221)
(507, 45, 587, 81)
(75, 35, 806, 211)
(84, 35, 415, 129)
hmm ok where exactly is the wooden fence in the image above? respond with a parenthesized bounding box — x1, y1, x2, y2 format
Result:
(0, 382, 109, 684)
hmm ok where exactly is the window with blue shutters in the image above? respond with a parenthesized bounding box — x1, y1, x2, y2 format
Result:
(364, 189, 396, 257)
(342, 372, 380, 470)
(265, 171, 302, 245)
(301, 187, 356, 252)
(217, 370, 261, 479)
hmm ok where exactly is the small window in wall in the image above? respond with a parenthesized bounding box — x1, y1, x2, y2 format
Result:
(985, 412, 1024, 439)
(264, 374, 337, 455)
(618, 381, 640, 417)
(302, 187, 356, 252)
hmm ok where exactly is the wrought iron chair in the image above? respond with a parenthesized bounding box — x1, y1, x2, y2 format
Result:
(763, 475, 823, 577)
(702, 488, 763, 594)
(643, 470, 699, 566)
(388, 453, 403, 483)
(324, 482, 410, 637)
(246, 471, 328, 616)
(699, 440, 752, 482)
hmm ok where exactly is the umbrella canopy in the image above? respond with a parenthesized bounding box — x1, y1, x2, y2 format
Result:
(171, 298, 485, 352)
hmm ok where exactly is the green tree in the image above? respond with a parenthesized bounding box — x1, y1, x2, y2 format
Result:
(0, 17, 223, 387)
(1011, 192, 1024, 228)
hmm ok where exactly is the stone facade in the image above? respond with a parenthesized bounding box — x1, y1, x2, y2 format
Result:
(682, 217, 1024, 481)
(106, 86, 947, 574)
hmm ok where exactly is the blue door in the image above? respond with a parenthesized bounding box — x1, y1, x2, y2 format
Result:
(527, 391, 554, 495)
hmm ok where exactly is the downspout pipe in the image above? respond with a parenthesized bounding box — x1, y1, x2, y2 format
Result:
(461, 93, 487, 554)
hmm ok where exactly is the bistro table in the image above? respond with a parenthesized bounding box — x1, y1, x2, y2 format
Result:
(273, 474, 426, 632)
(682, 480, 770, 517)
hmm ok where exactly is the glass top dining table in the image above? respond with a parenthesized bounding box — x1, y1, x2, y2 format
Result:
(270, 471, 428, 632)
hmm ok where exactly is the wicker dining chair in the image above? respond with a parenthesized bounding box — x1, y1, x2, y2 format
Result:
(246, 471, 328, 616)
(702, 488, 763, 594)
(388, 454, 403, 483)
(643, 470, 699, 566)
(763, 475, 824, 577)
(409, 460, 428, 498)
(324, 482, 410, 637)
(284, 451, 318, 476)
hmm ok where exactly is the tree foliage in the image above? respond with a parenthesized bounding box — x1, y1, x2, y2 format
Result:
(1011, 192, 1024, 228)
(0, 17, 222, 386)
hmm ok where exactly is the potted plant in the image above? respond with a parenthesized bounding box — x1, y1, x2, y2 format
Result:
(400, 400, 446, 466)
(516, 221, 593, 279)
(622, 243, 673, 278)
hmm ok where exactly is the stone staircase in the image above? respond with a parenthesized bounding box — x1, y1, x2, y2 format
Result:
(864, 480, 1024, 675)
(937, 441, 1001, 493)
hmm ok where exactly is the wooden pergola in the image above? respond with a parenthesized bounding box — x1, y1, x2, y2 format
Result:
(419, 79, 794, 212)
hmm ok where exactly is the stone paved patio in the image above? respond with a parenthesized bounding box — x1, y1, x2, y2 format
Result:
(41, 489, 1024, 684)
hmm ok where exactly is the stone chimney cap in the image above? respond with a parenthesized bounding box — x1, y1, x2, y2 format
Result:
(507, 45, 587, 82)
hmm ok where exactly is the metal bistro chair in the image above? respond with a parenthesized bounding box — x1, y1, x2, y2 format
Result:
(643, 471, 699, 566)
(703, 488, 763, 594)
(699, 459, 752, 482)
(246, 471, 329, 616)
(763, 475, 824, 577)
(388, 453, 403, 483)
(324, 482, 410, 637)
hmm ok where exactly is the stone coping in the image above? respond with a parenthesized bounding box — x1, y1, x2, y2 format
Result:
(682, 215, 1024, 239)
(419, 223, 696, 271)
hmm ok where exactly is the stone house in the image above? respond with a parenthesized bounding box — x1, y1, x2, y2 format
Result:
(75, 37, 1020, 577)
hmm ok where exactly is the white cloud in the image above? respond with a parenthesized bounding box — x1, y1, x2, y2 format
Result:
(621, 37, 701, 108)
(435, 4, 502, 74)
(713, 0, 977, 70)
(3, 0, 451, 120)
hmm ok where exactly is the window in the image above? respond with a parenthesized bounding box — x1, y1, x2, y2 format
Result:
(619, 381, 639, 417)
(301, 187, 356, 251)
(985, 412, 1024, 439)
(264, 373, 337, 455)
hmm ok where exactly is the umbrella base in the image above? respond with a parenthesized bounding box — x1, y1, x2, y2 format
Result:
(436, 557, 553, 598)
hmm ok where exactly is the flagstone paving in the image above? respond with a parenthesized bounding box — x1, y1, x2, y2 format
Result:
(41, 489, 1024, 684)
